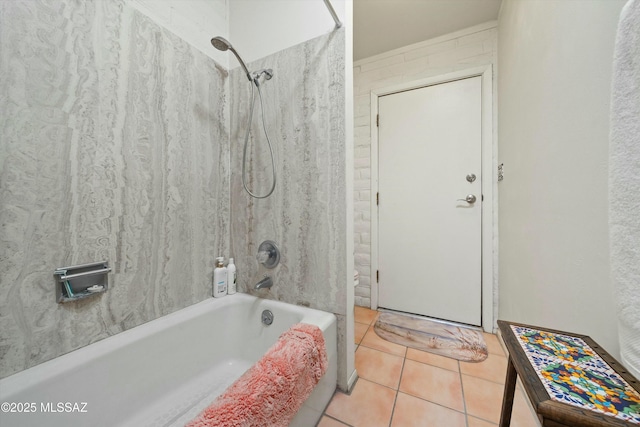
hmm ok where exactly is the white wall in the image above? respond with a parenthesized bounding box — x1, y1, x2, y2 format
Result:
(498, 0, 626, 356)
(353, 23, 498, 308)
(230, 0, 345, 65)
(128, 0, 346, 70)
(127, 0, 229, 66)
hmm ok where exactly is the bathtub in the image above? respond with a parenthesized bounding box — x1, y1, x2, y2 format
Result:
(0, 293, 337, 427)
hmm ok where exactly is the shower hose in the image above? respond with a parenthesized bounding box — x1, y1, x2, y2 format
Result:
(242, 78, 277, 199)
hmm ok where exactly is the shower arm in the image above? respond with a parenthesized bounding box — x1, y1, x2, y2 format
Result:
(323, 0, 342, 29)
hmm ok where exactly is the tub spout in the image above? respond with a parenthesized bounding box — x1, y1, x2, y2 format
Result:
(255, 276, 273, 290)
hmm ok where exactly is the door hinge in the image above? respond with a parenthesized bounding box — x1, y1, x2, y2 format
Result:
(376, 270, 379, 283)
(376, 192, 379, 205)
(376, 114, 379, 127)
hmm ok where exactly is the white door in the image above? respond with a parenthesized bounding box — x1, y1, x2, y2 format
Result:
(378, 76, 482, 326)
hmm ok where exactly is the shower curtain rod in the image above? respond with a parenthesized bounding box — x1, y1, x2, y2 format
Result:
(323, 0, 343, 29)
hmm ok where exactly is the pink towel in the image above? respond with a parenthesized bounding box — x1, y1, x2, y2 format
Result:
(186, 323, 328, 427)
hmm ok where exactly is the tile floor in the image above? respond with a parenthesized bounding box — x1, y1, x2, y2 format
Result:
(318, 307, 541, 427)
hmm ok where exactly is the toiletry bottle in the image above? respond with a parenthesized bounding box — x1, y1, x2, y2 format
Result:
(227, 258, 237, 295)
(213, 257, 227, 298)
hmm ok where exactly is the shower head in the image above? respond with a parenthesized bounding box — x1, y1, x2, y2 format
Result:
(210, 36, 252, 82)
(210, 36, 231, 51)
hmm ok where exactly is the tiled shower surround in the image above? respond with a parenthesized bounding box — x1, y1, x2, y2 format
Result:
(0, 0, 229, 378)
(230, 29, 348, 388)
(0, 0, 348, 383)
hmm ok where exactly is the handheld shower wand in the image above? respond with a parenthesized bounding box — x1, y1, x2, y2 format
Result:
(210, 36, 252, 82)
(210, 36, 277, 199)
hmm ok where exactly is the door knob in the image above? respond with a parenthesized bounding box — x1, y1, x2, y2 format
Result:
(457, 194, 477, 204)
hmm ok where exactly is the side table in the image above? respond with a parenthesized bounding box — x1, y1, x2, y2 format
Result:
(497, 320, 640, 427)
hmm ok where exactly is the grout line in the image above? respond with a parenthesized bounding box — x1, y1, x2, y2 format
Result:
(358, 341, 407, 358)
(458, 360, 471, 427)
(397, 388, 469, 417)
(467, 414, 500, 425)
(387, 353, 407, 427)
(319, 413, 353, 427)
(388, 391, 399, 427)
(405, 354, 461, 374)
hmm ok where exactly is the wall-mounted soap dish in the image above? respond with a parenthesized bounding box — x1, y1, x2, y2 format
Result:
(54, 261, 111, 303)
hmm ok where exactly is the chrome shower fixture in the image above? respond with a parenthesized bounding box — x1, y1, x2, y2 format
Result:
(210, 35, 278, 199)
(252, 69, 274, 86)
(210, 36, 252, 82)
(256, 240, 280, 269)
(210, 37, 274, 85)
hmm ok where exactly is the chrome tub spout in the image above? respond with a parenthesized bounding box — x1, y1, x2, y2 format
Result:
(255, 276, 273, 290)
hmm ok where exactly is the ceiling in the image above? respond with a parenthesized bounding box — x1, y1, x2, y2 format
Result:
(353, 0, 502, 61)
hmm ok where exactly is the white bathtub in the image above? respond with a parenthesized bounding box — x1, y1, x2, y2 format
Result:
(0, 293, 337, 427)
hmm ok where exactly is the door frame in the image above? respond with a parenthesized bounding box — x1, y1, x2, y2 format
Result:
(370, 65, 496, 332)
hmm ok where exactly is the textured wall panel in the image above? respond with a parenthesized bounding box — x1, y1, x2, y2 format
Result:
(0, 0, 229, 378)
(229, 29, 347, 381)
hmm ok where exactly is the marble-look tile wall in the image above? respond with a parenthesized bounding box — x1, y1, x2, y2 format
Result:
(229, 30, 348, 389)
(0, 0, 229, 378)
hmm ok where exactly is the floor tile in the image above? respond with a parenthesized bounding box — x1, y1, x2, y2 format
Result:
(511, 389, 541, 427)
(356, 346, 404, 389)
(354, 322, 369, 344)
(391, 392, 466, 427)
(460, 352, 508, 384)
(467, 416, 497, 427)
(322, 318, 542, 427)
(354, 306, 378, 325)
(484, 333, 506, 356)
(317, 415, 351, 427)
(360, 327, 407, 357)
(399, 359, 465, 412)
(461, 374, 504, 424)
(406, 348, 460, 372)
(325, 378, 395, 427)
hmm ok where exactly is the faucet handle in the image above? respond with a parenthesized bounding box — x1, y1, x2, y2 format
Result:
(257, 240, 280, 268)
(256, 250, 270, 264)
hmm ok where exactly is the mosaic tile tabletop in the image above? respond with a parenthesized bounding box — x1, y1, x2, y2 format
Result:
(512, 325, 640, 424)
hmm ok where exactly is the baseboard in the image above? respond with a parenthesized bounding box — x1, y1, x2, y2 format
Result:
(346, 369, 359, 394)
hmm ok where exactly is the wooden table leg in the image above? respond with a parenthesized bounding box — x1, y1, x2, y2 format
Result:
(499, 356, 518, 427)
